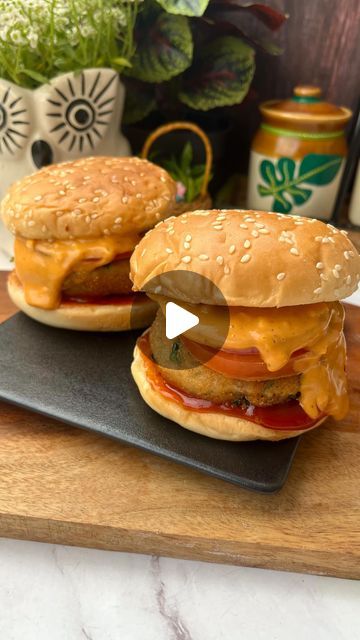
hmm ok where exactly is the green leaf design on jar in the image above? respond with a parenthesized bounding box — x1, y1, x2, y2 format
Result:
(257, 154, 342, 213)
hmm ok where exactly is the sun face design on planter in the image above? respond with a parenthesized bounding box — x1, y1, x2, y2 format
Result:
(0, 85, 30, 157)
(0, 68, 131, 256)
(43, 70, 119, 156)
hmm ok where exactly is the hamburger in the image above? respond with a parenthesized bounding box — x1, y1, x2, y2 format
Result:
(130, 209, 360, 441)
(1, 156, 176, 331)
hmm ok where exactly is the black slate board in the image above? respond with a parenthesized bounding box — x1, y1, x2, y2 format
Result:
(0, 313, 299, 492)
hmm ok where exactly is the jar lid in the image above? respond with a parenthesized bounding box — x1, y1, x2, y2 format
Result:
(260, 86, 352, 126)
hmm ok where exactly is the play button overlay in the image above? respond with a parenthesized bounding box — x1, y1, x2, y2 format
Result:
(132, 269, 230, 371)
(165, 302, 199, 339)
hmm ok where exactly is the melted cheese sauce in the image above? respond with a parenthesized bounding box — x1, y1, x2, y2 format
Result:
(14, 235, 140, 310)
(151, 295, 348, 421)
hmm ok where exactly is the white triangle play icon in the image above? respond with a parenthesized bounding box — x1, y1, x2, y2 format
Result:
(165, 302, 199, 340)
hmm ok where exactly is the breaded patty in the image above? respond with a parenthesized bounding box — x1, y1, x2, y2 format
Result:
(63, 258, 132, 297)
(149, 310, 300, 407)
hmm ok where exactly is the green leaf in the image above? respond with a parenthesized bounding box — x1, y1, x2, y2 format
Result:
(156, 0, 209, 16)
(179, 36, 255, 110)
(128, 11, 193, 82)
(110, 57, 132, 71)
(22, 69, 49, 84)
(299, 154, 342, 185)
(122, 80, 156, 125)
(181, 142, 193, 172)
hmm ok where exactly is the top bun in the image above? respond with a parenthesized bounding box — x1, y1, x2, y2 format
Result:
(1, 156, 176, 241)
(130, 209, 360, 307)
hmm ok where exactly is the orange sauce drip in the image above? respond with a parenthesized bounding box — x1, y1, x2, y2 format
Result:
(14, 235, 140, 310)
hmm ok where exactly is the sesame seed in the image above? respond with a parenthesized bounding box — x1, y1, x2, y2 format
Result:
(345, 275, 352, 284)
(314, 287, 322, 294)
(165, 248, 173, 254)
(131, 180, 136, 186)
(59, 190, 66, 196)
(160, 176, 166, 183)
(244, 217, 255, 223)
(104, 229, 110, 236)
(141, 249, 146, 257)
(169, 229, 175, 235)
(344, 251, 350, 260)
(240, 224, 248, 229)
(136, 193, 142, 199)
(258, 228, 270, 235)
(224, 265, 230, 274)
(332, 269, 340, 278)
(199, 254, 209, 261)
(213, 225, 223, 230)
(216, 256, 224, 265)
(244, 240, 251, 249)
(241, 254, 251, 264)
(93, 197, 100, 203)
(334, 264, 342, 271)
(277, 272, 286, 281)
(320, 273, 328, 281)
(185, 234, 192, 242)
(34, 195, 42, 202)
(328, 237, 335, 244)
(85, 216, 91, 223)
(316, 262, 324, 269)
(290, 248, 299, 256)
(255, 222, 264, 229)
(340, 229, 348, 236)
(251, 230, 259, 238)
(322, 237, 330, 244)
(91, 214, 99, 219)
(78, 198, 86, 203)
(315, 236, 323, 242)
(229, 245, 236, 254)
(294, 221, 304, 225)
(115, 217, 122, 224)
(28, 220, 35, 227)
(184, 242, 191, 250)
(182, 256, 191, 263)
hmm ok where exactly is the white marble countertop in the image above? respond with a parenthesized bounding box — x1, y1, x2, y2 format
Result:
(1, 226, 360, 638)
(0, 538, 359, 640)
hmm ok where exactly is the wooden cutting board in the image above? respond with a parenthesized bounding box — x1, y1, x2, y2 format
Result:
(0, 271, 359, 579)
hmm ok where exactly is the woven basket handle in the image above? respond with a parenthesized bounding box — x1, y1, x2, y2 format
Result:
(141, 121, 213, 198)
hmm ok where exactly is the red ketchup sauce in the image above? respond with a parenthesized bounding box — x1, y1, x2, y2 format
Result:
(138, 333, 323, 431)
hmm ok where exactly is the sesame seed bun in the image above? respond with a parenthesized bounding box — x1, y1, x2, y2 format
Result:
(131, 343, 326, 441)
(1, 156, 176, 241)
(130, 209, 360, 307)
(8, 271, 156, 332)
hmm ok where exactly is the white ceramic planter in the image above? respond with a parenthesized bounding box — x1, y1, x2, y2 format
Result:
(0, 68, 131, 256)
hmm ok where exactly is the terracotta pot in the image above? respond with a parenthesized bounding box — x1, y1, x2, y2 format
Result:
(247, 85, 352, 219)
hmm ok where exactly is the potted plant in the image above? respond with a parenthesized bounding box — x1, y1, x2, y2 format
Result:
(123, 0, 287, 183)
(0, 0, 139, 198)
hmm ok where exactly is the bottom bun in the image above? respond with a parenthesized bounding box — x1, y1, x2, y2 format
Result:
(131, 343, 326, 441)
(8, 271, 157, 332)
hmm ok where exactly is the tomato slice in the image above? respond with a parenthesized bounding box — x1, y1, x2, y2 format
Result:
(62, 292, 146, 306)
(138, 334, 322, 431)
(182, 336, 306, 380)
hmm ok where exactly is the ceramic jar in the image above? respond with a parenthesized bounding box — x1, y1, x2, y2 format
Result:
(247, 86, 352, 219)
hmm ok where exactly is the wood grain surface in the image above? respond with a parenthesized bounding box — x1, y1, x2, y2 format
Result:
(0, 272, 359, 579)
